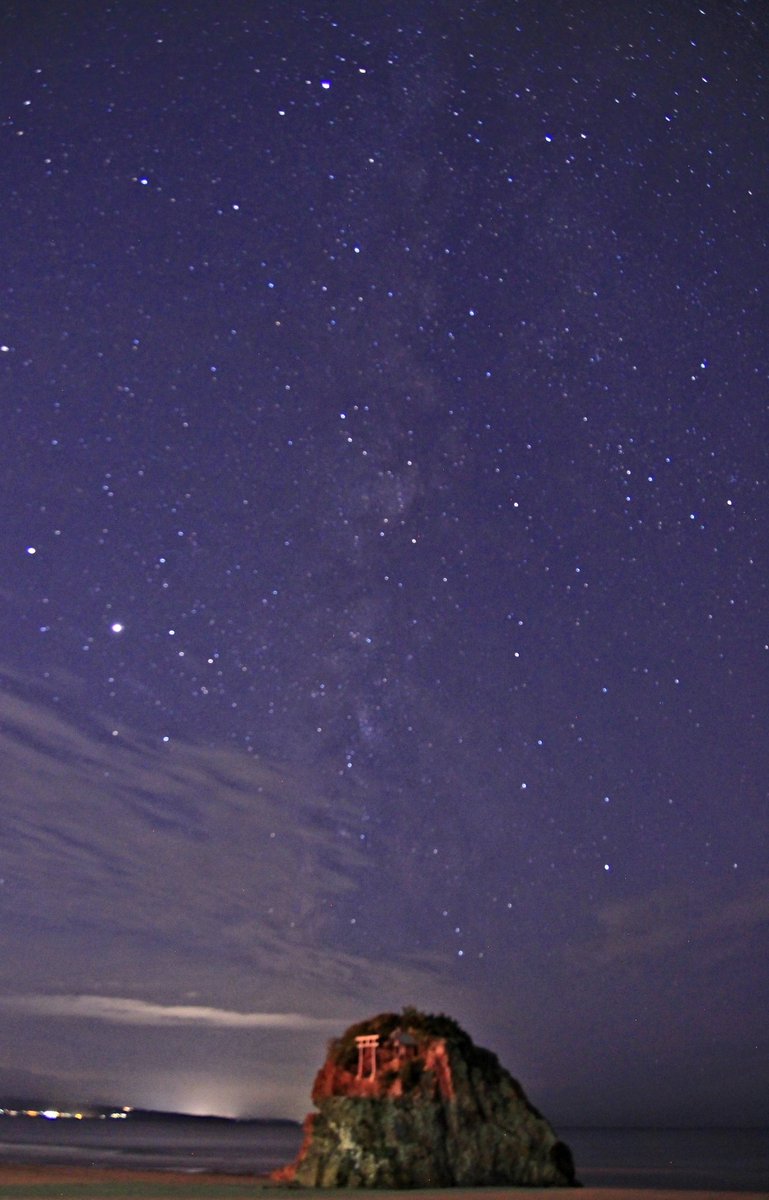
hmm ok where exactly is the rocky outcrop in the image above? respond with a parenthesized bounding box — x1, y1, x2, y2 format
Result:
(274, 1008, 578, 1188)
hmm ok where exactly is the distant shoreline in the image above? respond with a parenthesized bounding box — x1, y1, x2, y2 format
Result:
(0, 1164, 764, 1200)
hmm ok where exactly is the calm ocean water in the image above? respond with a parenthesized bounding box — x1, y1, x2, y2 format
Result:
(0, 1114, 303, 1176)
(0, 1115, 765, 1189)
(562, 1127, 768, 1192)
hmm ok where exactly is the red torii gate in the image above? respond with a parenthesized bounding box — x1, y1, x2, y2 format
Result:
(355, 1034, 380, 1080)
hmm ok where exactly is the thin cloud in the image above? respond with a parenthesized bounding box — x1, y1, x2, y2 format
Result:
(0, 667, 466, 1085)
(0, 994, 342, 1030)
(572, 880, 769, 969)
(0, 668, 365, 990)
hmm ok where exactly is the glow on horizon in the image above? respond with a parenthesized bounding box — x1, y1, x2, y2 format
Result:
(125, 1073, 308, 1121)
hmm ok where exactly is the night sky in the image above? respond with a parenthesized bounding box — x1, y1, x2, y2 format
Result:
(1, 1, 767, 1127)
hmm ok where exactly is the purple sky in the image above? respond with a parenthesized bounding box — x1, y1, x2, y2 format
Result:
(1, 1, 767, 1125)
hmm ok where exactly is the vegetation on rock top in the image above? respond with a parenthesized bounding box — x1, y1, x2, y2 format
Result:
(329, 1006, 505, 1088)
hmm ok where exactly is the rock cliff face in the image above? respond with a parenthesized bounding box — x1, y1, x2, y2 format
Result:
(274, 1009, 577, 1188)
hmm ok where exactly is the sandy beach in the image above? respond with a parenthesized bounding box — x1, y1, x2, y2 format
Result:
(0, 1166, 764, 1200)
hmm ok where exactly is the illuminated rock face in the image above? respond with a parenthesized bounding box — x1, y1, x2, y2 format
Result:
(274, 1010, 577, 1188)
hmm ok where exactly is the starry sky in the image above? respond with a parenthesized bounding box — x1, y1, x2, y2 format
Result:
(1, 0, 767, 1127)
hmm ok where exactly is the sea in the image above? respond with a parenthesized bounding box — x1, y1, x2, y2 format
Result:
(564, 1127, 768, 1192)
(0, 1114, 766, 1190)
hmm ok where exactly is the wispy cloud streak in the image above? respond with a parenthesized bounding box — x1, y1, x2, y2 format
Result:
(0, 994, 342, 1030)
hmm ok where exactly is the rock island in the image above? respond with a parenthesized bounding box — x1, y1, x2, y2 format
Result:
(274, 1007, 578, 1188)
